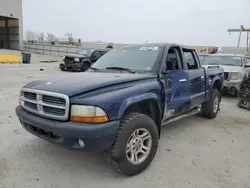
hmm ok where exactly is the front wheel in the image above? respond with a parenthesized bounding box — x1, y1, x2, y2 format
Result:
(82, 63, 90, 72)
(107, 112, 159, 176)
(201, 89, 220, 119)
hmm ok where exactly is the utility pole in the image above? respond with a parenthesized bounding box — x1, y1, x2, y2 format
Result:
(228, 25, 250, 54)
(247, 31, 249, 54)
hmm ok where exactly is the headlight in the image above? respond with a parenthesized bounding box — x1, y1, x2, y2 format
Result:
(70, 105, 109, 124)
(230, 72, 242, 80)
(62, 56, 65, 60)
(74, 58, 80, 62)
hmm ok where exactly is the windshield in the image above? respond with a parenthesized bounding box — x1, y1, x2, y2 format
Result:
(203, 56, 243, 66)
(91, 46, 161, 72)
(199, 54, 208, 64)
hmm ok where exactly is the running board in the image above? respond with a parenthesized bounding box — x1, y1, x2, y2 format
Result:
(162, 107, 201, 126)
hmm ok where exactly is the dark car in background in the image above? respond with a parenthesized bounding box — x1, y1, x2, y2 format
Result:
(59, 49, 110, 72)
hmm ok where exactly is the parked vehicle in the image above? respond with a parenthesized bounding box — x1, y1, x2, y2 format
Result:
(237, 76, 250, 110)
(16, 43, 224, 176)
(59, 49, 110, 72)
(198, 54, 209, 64)
(203, 54, 250, 96)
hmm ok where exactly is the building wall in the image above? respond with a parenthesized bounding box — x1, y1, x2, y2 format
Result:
(0, 0, 23, 50)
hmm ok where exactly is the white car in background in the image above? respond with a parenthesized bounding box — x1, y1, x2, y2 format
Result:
(203, 54, 250, 96)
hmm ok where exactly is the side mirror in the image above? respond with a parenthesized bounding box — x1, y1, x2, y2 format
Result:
(245, 63, 250, 68)
(162, 69, 168, 74)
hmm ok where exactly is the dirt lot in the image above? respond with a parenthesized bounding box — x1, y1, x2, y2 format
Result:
(0, 55, 250, 188)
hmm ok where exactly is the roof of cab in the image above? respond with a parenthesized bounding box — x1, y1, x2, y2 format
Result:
(120, 43, 196, 50)
(210, 53, 246, 57)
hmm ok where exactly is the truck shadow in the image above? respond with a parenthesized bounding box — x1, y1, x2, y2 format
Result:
(19, 138, 121, 178)
(19, 115, 206, 179)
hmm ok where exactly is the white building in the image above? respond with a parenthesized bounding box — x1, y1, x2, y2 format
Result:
(0, 0, 23, 50)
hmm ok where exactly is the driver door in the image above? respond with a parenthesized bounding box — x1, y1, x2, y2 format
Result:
(162, 47, 190, 121)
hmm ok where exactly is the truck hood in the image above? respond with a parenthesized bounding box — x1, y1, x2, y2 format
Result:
(203, 65, 242, 72)
(23, 72, 156, 97)
(65, 54, 88, 58)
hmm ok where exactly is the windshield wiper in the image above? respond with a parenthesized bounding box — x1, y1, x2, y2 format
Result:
(105, 67, 136, 73)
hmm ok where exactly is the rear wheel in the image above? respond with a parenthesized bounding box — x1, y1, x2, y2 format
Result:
(237, 99, 244, 108)
(247, 103, 250, 110)
(106, 112, 159, 176)
(201, 89, 220, 119)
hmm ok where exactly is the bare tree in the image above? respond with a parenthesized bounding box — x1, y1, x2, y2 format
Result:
(25, 29, 36, 41)
(47, 33, 57, 43)
(40, 32, 44, 41)
(36, 32, 45, 43)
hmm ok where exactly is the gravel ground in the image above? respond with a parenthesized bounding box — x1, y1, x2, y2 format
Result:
(0, 54, 250, 188)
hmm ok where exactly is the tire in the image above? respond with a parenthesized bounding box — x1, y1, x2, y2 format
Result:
(60, 67, 65, 71)
(72, 66, 78, 72)
(201, 89, 220, 119)
(82, 62, 90, 71)
(247, 103, 250, 110)
(106, 112, 159, 176)
(237, 99, 244, 108)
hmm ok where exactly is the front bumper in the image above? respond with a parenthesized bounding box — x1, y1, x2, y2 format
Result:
(16, 105, 120, 151)
(59, 63, 75, 70)
(223, 80, 242, 94)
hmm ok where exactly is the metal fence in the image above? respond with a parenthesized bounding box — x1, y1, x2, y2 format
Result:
(23, 42, 249, 57)
(24, 43, 99, 57)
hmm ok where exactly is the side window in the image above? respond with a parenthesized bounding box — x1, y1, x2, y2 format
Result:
(166, 47, 183, 71)
(100, 51, 107, 56)
(183, 50, 199, 70)
(92, 51, 101, 58)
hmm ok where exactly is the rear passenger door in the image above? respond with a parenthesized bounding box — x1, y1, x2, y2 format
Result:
(183, 48, 206, 108)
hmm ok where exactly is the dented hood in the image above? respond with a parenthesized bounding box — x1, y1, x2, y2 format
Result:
(23, 72, 156, 97)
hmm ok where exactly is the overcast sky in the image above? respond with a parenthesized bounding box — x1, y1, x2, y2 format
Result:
(23, 0, 250, 46)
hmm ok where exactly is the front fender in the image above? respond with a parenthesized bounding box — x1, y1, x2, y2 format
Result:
(206, 76, 222, 101)
(117, 92, 161, 119)
(211, 76, 222, 87)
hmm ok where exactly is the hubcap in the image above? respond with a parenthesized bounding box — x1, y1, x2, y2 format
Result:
(126, 128, 152, 165)
(213, 95, 219, 113)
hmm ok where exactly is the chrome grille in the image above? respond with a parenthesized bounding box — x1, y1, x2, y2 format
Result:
(64, 57, 74, 64)
(42, 95, 66, 106)
(24, 92, 36, 100)
(20, 89, 69, 121)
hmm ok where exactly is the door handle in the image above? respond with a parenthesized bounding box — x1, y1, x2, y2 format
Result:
(179, 79, 187, 82)
(201, 76, 205, 80)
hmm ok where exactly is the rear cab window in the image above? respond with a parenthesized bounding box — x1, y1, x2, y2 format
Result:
(183, 49, 201, 70)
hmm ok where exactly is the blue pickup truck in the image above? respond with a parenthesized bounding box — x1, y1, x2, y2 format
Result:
(16, 43, 224, 176)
